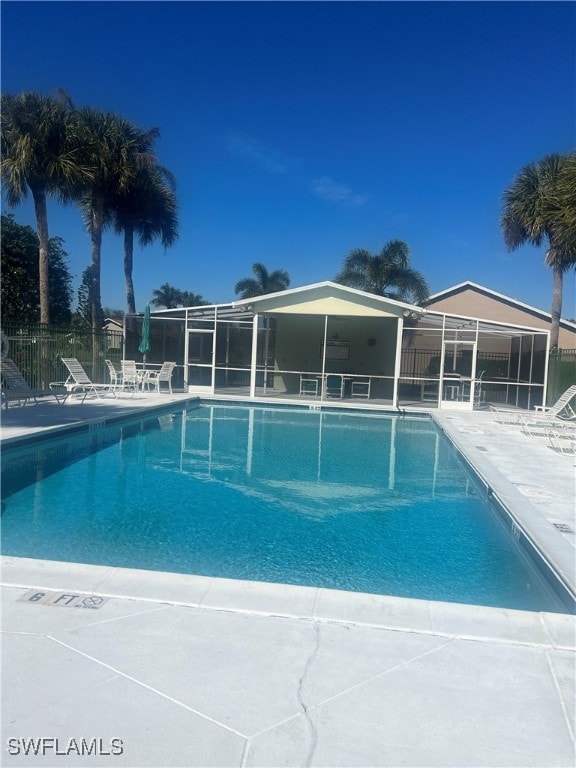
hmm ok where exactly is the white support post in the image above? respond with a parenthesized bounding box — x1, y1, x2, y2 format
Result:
(541, 331, 551, 408)
(439, 314, 447, 406)
(249, 313, 259, 398)
(183, 309, 189, 390)
(320, 315, 328, 401)
(527, 333, 535, 410)
(210, 307, 217, 394)
(515, 337, 522, 407)
(262, 316, 270, 394)
(471, 319, 479, 405)
(392, 317, 404, 407)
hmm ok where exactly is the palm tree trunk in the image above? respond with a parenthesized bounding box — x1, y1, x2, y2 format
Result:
(123, 224, 136, 314)
(33, 187, 50, 325)
(550, 265, 563, 351)
(90, 196, 104, 332)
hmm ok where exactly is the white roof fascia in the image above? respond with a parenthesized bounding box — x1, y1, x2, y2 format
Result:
(426, 280, 478, 301)
(231, 281, 425, 314)
(427, 281, 576, 329)
(145, 302, 234, 316)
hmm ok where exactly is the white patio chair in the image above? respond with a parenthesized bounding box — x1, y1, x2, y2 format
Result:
(442, 373, 462, 402)
(300, 375, 319, 396)
(1, 357, 67, 409)
(324, 374, 344, 399)
(473, 370, 486, 408)
(105, 359, 121, 390)
(105, 359, 136, 396)
(141, 361, 176, 394)
(351, 377, 371, 399)
(121, 360, 140, 391)
(53, 358, 114, 403)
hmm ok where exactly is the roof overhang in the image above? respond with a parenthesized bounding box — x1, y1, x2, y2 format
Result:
(426, 281, 576, 331)
(232, 281, 425, 319)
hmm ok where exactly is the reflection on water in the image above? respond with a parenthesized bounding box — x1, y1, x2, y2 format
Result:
(175, 406, 472, 518)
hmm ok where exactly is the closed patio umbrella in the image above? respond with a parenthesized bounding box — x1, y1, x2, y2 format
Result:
(138, 304, 151, 364)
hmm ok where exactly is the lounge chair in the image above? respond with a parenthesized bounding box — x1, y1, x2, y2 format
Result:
(520, 411, 576, 438)
(141, 361, 176, 394)
(1, 357, 67, 409)
(51, 358, 114, 403)
(490, 383, 576, 424)
(532, 383, 576, 420)
(514, 386, 576, 438)
(546, 423, 576, 455)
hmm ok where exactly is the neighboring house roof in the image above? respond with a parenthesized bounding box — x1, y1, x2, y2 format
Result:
(103, 318, 123, 330)
(231, 281, 425, 318)
(426, 281, 576, 331)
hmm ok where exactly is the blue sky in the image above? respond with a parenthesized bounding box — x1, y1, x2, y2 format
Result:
(2, 1, 575, 317)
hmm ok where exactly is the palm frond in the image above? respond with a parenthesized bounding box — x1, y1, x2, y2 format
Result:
(380, 239, 409, 269)
(334, 241, 427, 300)
(234, 278, 261, 299)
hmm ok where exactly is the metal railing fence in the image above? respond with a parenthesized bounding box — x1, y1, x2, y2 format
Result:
(3, 322, 574, 406)
(1, 322, 123, 390)
(400, 348, 510, 378)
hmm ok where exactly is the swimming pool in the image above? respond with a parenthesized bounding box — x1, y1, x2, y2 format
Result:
(0, 403, 569, 612)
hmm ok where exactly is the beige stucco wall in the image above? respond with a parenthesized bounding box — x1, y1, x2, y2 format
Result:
(427, 290, 576, 349)
(263, 296, 399, 317)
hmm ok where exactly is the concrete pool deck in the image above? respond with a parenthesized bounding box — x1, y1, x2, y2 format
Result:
(1, 394, 575, 766)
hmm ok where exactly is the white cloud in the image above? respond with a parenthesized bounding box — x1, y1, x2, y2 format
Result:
(311, 176, 368, 207)
(227, 133, 368, 207)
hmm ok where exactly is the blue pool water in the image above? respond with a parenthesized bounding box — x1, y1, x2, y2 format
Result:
(0, 404, 567, 612)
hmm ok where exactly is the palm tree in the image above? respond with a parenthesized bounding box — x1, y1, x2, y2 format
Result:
(335, 240, 429, 305)
(151, 283, 184, 309)
(1, 91, 89, 324)
(110, 163, 179, 314)
(501, 153, 576, 350)
(180, 291, 210, 306)
(74, 107, 155, 330)
(234, 262, 290, 299)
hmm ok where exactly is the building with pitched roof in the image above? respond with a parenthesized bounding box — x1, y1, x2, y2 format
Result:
(425, 282, 576, 350)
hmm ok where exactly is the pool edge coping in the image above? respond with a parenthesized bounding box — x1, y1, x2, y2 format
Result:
(2, 557, 574, 651)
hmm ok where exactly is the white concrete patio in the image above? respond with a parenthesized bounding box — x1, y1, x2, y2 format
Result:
(1, 574, 575, 768)
(1, 394, 575, 766)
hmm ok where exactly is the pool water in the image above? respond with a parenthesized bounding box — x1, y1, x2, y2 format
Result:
(0, 404, 566, 612)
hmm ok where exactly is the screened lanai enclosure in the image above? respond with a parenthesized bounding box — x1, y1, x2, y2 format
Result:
(124, 283, 550, 411)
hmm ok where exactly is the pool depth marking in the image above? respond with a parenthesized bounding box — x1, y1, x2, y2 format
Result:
(17, 589, 109, 609)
